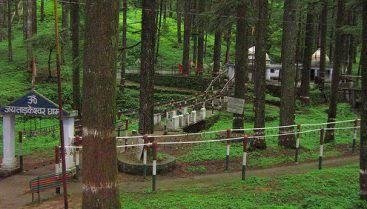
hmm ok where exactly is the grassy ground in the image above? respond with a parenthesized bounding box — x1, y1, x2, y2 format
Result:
(120, 164, 367, 209)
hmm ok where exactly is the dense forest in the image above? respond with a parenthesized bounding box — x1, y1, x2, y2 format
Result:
(0, 0, 367, 208)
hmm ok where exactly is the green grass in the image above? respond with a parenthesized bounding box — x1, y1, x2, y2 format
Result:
(186, 165, 207, 174)
(120, 165, 367, 209)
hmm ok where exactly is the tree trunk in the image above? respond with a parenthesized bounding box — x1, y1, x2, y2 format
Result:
(40, 0, 45, 21)
(0, 0, 5, 41)
(212, 31, 222, 77)
(139, 0, 157, 134)
(325, 0, 346, 143)
(329, 5, 335, 64)
(25, 0, 33, 71)
(71, 0, 80, 115)
(176, 0, 182, 45)
(253, 0, 268, 149)
(7, 0, 12, 61)
(278, 0, 298, 148)
(299, 3, 315, 104)
(120, 0, 127, 90)
(191, 0, 197, 68)
(155, 0, 163, 64)
(233, 0, 248, 130)
(319, 0, 328, 91)
(360, 0, 367, 200)
(61, 2, 69, 64)
(31, 0, 36, 34)
(196, 0, 205, 75)
(224, 27, 232, 64)
(182, 0, 191, 75)
(346, 13, 356, 75)
(82, 0, 120, 208)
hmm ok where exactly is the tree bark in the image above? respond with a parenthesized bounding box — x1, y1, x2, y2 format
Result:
(360, 0, 367, 200)
(176, 0, 182, 45)
(0, 1, 4, 41)
(7, 0, 12, 61)
(25, 0, 33, 71)
(253, 0, 268, 149)
(224, 27, 232, 64)
(61, 1, 69, 64)
(212, 30, 222, 77)
(81, 0, 120, 208)
(319, 0, 328, 91)
(299, 3, 315, 104)
(278, 0, 298, 148)
(182, 0, 191, 75)
(71, 0, 80, 115)
(139, 0, 157, 134)
(196, 0, 205, 75)
(325, 0, 346, 143)
(191, 0, 197, 68)
(31, 0, 36, 34)
(155, 0, 163, 64)
(120, 0, 127, 90)
(233, 0, 248, 130)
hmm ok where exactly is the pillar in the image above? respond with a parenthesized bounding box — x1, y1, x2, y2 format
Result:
(62, 117, 75, 170)
(191, 111, 197, 123)
(200, 107, 206, 121)
(1, 114, 17, 170)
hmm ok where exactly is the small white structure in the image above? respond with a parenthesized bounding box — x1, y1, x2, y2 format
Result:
(310, 48, 333, 82)
(248, 46, 271, 65)
(0, 91, 76, 173)
(266, 64, 282, 81)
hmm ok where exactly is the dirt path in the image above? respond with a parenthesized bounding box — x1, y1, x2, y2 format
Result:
(0, 155, 359, 209)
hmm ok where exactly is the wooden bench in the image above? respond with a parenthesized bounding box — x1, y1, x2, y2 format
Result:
(29, 172, 73, 202)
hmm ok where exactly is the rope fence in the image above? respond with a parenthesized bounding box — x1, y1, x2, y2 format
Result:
(63, 119, 361, 192)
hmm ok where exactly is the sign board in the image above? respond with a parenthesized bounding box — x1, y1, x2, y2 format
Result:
(0, 90, 69, 117)
(227, 97, 245, 114)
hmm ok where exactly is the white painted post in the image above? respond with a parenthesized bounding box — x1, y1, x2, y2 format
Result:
(200, 107, 206, 121)
(1, 114, 17, 170)
(62, 117, 75, 170)
(178, 115, 184, 127)
(172, 110, 177, 117)
(172, 116, 179, 130)
(191, 111, 197, 123)
(186, 113, 190, 126)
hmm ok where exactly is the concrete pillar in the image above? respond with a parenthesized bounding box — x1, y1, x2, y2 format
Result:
(1, 114, 17, 170)
(172, 110, 177, 117)
(172, 116, 179, 130)
(186, 113, 190, 126)
(191, 111, 197, 123)
(62, 117, 75, 170)
(182, 107, 188, 114)
(200, 107, 206, 121)
(178, 115, 184, 127)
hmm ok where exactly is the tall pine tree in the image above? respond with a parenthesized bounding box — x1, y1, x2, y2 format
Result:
(359, 0, 367, 200)
(82, 0, 120, 208)
(279, 0, 298, 148)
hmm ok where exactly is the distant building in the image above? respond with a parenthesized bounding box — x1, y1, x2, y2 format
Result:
(226, 48, 333, 82)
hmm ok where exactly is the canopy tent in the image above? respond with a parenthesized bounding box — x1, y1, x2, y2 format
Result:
(0, 90, 76, 172)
